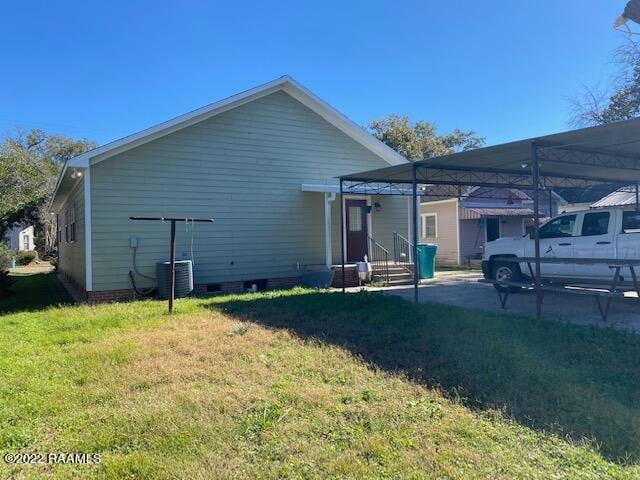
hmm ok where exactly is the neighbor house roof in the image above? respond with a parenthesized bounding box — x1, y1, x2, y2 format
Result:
(51, 75, 409, 210)
(591, 186, 638, 207)
(460, 207, 542, 219)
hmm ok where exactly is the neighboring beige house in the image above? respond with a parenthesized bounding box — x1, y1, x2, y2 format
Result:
(420, 187, 564, 266)
(50, 76, 414, 300)
(5, 224, 35, 251)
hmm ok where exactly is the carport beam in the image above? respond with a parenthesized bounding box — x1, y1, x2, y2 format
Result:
(531, 143, 542, 318)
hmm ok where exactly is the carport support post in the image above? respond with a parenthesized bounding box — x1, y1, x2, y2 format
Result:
(531, 143, 542, 318)
(412, 164, 419, 304)
(635, 182, 639, 211)
(168, 219, 177, 314)
(340, 179, 346, 293)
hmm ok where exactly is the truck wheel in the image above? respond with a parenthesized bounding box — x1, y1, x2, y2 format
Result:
(491, 261, 522, 294)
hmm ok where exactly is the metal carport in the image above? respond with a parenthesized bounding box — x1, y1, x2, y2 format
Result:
(338, 117, 640, 317)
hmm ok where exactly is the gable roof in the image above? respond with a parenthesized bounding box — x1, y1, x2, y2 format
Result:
(51, 76, 408, 208)
(591, 186, 638, 207)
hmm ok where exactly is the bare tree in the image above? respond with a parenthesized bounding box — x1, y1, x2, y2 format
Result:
(571, 39, 640, 126)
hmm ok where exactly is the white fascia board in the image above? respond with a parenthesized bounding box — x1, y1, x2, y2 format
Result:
(281, 80, 409, 166)
(49, 165, 86, 212)
(84, 168, 93, 291)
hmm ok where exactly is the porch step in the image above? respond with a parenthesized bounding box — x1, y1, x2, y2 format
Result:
(371, 264, 416, 286)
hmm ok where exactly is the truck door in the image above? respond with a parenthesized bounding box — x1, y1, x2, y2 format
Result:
(573, 211, 615, 279)
(617, 210, 640, 265)
(524, 214, 577, 277)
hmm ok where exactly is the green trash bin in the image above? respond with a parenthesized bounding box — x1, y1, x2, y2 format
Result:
(416, 244, 437, 279)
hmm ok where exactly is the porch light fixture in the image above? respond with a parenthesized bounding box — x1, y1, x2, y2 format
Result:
(71, 169, 83, 179)
(374, 201, 382, 212)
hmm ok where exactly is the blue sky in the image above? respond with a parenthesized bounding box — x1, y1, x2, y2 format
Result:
(0, 1, 629, 147)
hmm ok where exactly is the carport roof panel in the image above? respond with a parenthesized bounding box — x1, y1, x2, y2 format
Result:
(340, 118, 640, 185)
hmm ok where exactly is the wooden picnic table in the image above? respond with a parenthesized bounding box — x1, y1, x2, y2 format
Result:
(481, 256, 640, 321)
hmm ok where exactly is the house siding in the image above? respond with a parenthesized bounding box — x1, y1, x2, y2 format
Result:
(421, 201, 459, 265)
(57, 179, 86, 289)
(90, 90, 406, 291)
(459, 219, 483, 261)
(500, 218, 524, 237)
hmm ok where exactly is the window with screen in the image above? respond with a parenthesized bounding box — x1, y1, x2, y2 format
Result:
(539, 215, 576, 239)
(622, 211, 640, 233)
(581, 212, 609, 237)
(421, 214, 437, 237)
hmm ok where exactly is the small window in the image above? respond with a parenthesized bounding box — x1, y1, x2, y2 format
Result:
(539, 214, 576, 239)
(23, 234, 30, 250)
(581, 212, 609, 237)
(622, 211, 640, 234)
(68, 205, 76, 242)
(348, 206, 362, 232)
(421, 214, 437, 238)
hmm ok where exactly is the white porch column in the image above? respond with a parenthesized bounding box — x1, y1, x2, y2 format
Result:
(324, 192, 336, 268)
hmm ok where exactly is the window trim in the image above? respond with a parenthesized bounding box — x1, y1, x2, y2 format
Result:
(421, 213, 437, 238)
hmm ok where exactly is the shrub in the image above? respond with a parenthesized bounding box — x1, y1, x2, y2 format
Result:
(0, 243, 14, 295)
(0, 243, 12, 271)
(16, 250, 37, 266)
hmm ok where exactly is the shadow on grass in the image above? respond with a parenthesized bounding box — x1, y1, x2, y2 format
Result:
(0, 272, 72, 315)
(204, 289, 640, 463)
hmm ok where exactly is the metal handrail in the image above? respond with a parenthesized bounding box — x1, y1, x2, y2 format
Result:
(368, 236, 390, 286)
(393, 232, 414, 273)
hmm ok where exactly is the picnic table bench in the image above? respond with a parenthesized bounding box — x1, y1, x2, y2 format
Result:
(479, 257, 640, 321)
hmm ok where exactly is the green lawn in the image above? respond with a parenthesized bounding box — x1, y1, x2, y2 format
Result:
(1, 273, 640, 479)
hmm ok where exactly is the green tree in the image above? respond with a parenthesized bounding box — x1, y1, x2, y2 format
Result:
(368, 115, 484, 161)
(0, 129, 96, 254)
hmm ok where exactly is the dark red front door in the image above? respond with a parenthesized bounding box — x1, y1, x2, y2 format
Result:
(346, 199, 369, 262)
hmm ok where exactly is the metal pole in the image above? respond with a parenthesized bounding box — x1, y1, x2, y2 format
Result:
(548, 189, 553, 217)
(531, 143, 542, 319)
(168, 219, 176, 314)
(340, 179, 346, 293)
(636, 182, 639, 211)
(412, 164, 419, 304)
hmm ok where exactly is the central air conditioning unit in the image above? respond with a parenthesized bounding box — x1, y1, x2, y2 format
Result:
(156, 260, 194, 299)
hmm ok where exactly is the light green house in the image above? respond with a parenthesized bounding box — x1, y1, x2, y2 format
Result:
(50, 76, 414, 301)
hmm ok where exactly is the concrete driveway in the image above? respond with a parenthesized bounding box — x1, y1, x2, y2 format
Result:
(377, 270, 640, 333)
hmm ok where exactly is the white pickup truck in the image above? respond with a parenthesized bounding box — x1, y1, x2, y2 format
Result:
(481, 207, 640, 289)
